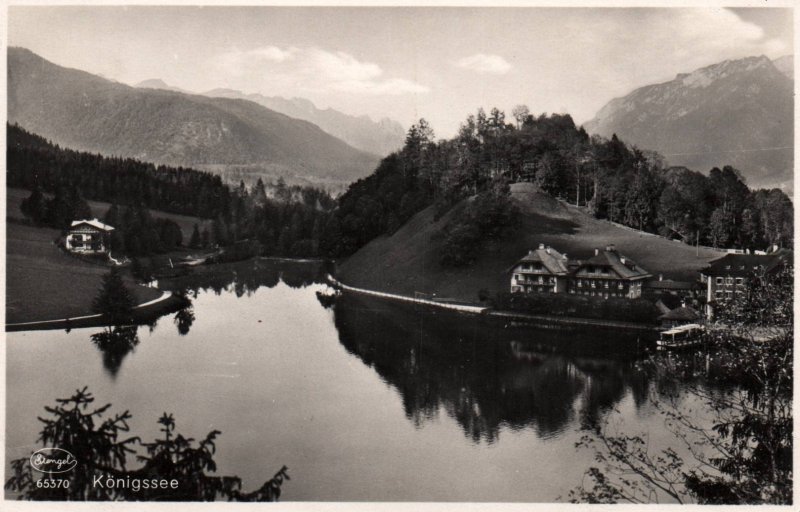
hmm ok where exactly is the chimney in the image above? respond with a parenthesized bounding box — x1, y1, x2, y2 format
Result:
(528, 249, 534, 256)
(594, 248, 599, 256)
(562, 253, 568, 260)
(606, 244, 615, 252)
(545, 246, 551, 254)
(539, 243, 545, 249)
(620, 257, 626, 265)
(659, 274, 663, 281)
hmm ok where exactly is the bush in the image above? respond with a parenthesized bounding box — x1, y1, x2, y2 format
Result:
(494, 291, 660, 324)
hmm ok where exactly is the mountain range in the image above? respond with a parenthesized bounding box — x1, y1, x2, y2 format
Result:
(584, 55, 793, 192)
(8, 47, 380, 187)
(134, 80, 406, 157)
(200, 89, 406, 157)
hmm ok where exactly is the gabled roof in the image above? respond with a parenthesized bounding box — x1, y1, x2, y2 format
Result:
(703, 252, 790, 277)
(70, 219, 114, 232)
(574, 248, 651, 280)
(509, 245, 569, 275)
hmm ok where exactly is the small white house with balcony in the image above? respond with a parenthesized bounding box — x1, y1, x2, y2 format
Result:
(508, 244, 570, 294)
(65, 219, 115, 254)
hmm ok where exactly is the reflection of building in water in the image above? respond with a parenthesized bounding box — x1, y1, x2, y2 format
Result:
(333, 293, 654, 443)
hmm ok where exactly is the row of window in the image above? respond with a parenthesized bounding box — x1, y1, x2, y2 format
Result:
(569, 290, 627, 298)
(715, 277, 745, 286)
(515, 276, 555, 285)
(577, 279, 625, 290)
(715, 290, 743, 299)
(512, 286, 554, 294)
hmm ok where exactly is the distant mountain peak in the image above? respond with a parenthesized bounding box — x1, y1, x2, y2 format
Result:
(135, 78, 187, 93)
(773, 55, 793, 79)
(584, 54, 793, 192)
(202, 89, 405, 156)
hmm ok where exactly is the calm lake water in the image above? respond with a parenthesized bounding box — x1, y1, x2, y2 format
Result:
(6, 259, 707, 502)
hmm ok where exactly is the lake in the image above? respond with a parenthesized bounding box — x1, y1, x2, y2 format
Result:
(6, 259, 709, 502)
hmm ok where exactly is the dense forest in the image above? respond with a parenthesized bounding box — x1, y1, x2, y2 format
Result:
(9, 123, 335, 258)
(323, 108, 793, 262)
(9, 113, 794, 264)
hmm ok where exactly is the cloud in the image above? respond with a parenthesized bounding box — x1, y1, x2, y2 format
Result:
(455, 53, 511, 75)
(215, 45, 429, 96)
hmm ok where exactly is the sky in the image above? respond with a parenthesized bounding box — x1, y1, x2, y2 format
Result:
(7, 6, 794, 138)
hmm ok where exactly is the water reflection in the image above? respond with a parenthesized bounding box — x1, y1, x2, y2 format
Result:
(90, 326, 140, 377)
(87, 260, 328, 376)
(331, 294, 655, 443)
(160, 258, 329, 297)
(174, 306, 195, 336)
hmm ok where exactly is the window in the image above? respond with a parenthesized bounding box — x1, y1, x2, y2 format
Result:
(726, 277, 734, 285)
(618, 282, 624, 289)
(604, 282, 609, 288)
(735, 278, 744, 285)
(715, 291, 723, 299)
(715, 277, 724, 285)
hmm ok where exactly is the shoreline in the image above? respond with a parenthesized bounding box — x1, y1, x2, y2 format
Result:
(327, 275, 659, 332)
(6, 291, 188, 332)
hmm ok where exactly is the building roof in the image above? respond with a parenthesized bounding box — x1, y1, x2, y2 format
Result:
(509, 244, 569, 275)
(659, 305, 701, 322)
(702, 252, 790, 277)
(574, 246, 651, 280)
(70, 219, 115, 232)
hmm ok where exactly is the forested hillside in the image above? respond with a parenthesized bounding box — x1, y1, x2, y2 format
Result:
(9, 124, 335, 258)
(324, 108, 793, 263)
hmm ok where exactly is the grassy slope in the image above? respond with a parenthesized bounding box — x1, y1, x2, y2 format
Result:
(6, 188, 211, 324)
(338, 183, 724, 302)
(6, 222, 162, 324)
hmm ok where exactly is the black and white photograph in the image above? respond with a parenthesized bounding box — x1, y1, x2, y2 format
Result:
(1, 3, 795, 507)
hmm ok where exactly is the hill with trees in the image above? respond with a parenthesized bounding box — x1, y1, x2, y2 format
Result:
(8, 47, 379, 187)
(329, 108, 792, 300)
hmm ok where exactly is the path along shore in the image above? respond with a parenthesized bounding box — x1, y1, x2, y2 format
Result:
(326, 275, 658, 332)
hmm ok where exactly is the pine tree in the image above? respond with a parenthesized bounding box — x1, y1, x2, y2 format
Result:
(189, 223, 201, 249)
(92, 267, 135, 324)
